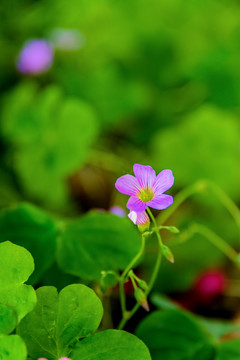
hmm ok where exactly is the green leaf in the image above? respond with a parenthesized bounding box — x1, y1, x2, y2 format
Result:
(0, 203, 58, 284)
(199, 318, 240, 339)
(216, 339, 240, 360)
(151, 294, 239, 339)
(53, 98, 98, 175)
(71, 65, 152, 126)
(0, 241, 36, 323)
(152, 105, 239, 199)
(0, 304, 16, 335)
(71, 329, 152, 360)
(0, 335, 27, 360)
(57, 211, 142, 280)
(150, 293, 180, 310)
(17, 284, 103, 360)
(1, 81, 39, 144)
(136, 309, 217, 360)
(2, 84, 99, 206)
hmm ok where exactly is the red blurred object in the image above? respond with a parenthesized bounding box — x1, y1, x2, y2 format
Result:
(193, 269, 228, 303)
(173, 268, 228, 311)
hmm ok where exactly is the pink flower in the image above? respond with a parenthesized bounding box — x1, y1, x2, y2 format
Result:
(128, 211, 149, 225)
(17, 39, 54, 75)
(115, 164, 174, 212)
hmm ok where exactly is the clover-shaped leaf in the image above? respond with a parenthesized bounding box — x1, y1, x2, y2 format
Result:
(2, 84, 99, 206)
(57, 211, 142, 281)
(136, 309, 216, 360)
(71, 329, 152, 360)
(0, 335, 27, 360)
(0, 241, 36, 323)
(0, 203, 58, 284)
(17, 284, 103, 360)
(0, 304, 16, 335)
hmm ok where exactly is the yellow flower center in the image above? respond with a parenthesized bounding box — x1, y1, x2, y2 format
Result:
(138, 189, 154, 202)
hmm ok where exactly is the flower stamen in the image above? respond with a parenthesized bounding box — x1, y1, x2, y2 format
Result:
(138, 189, 154, 202)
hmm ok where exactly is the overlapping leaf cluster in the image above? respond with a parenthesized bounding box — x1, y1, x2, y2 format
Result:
(0, 204, 152, 359)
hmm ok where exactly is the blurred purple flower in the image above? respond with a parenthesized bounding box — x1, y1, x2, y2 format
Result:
(128, 210, 149, 225)
(115, 164, 174, 212)
(109, 206, 126, 217)
(17, 39, 54, 75)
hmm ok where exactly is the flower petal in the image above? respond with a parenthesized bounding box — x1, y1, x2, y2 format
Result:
(147, 194, 173, 210)
(115, 175, 140, 195)
(127, 195, 147, 212)
(133, 164, 156, 189)
(128, 211, 138, 224)
(153, 169, 174, 195)
(128, 211, 150, 225)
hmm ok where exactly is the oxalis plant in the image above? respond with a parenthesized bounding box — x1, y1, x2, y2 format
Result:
(0, 164, 240, 360)
(114, 164, 176, 329)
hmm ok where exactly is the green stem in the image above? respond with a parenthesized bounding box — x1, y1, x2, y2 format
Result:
(118, 208, 163, 330)
(177, 223, 240, 267)
(157, 181, 205, 225)
(118, 238, 162, 330)
(121, 235, 146, 280)
(129, 273, 138, 290)
(156, 180, 240, 234)
(146, 208, 163, 294)
(147, 208, 164, 247)
(118, 308, 132, 330)
(119, 280, 127, 315)
(193, 223, 239, 266)
(128, 270, 147, 288)
(118, 234, 146, 321)
(208, 181, 240, 231)
(146, 243, 162, 296)
(152, 225, 179, 234)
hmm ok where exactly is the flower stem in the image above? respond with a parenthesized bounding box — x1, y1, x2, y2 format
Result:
(146, 241, 162, 296)
(157, 180, 240, 234)
(146, 208, 163, 291)
(119, 280, 127, 315)
(208, 181, 240, 232)
(117, 237, 162, 330)
(157, 181, 207, 225)
(177, 223, 240, 267)
(118, 234, 146, 322)
(117, 208, 163, 330)
(147, 208, 164, 247)
(121, 235, 146, 280)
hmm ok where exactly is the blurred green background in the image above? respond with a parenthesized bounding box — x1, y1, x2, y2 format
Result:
(0, 0, 239, 306)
